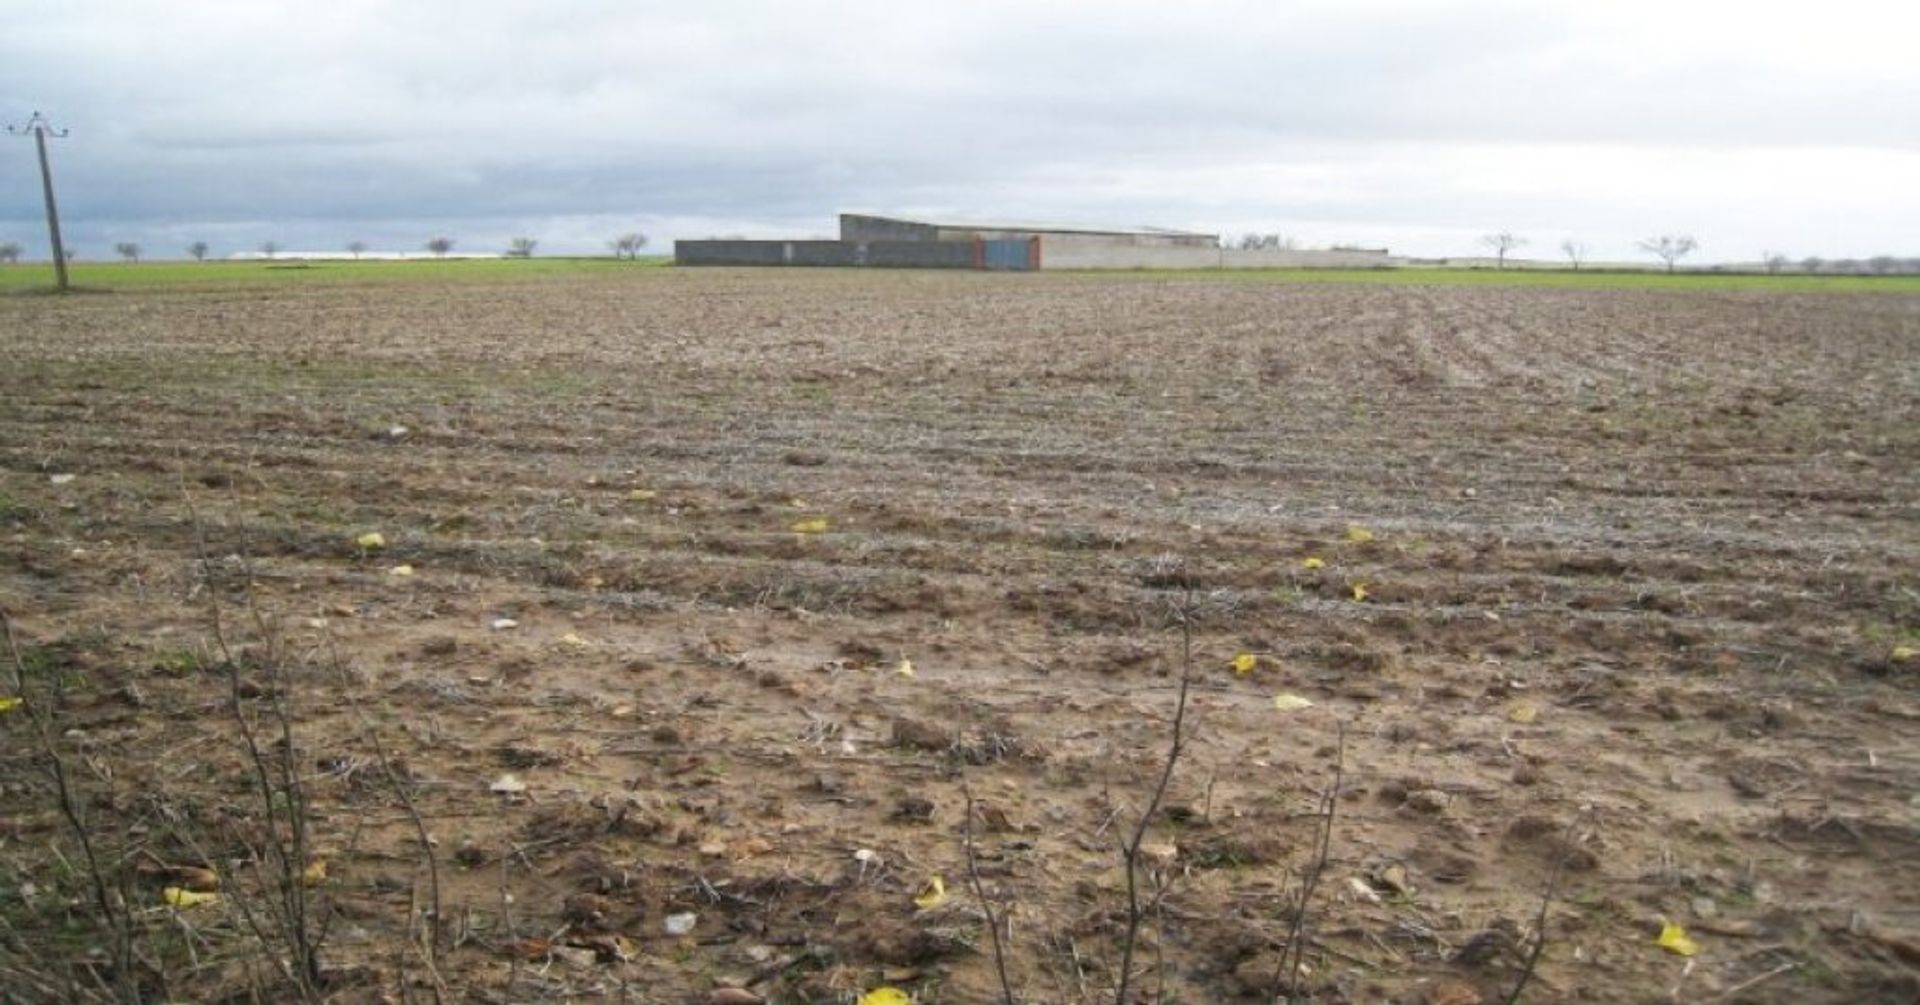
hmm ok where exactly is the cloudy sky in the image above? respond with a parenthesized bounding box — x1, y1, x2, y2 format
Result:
(4, 0, 1917, 261)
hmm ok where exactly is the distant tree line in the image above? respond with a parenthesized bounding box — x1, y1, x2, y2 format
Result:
(1466, 231, 1920, 274)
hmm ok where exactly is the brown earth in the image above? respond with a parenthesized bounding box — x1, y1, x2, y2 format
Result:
(1, 269, 1917, 1003)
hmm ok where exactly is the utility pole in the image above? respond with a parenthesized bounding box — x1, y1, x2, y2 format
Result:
(7, 112, 71, 291)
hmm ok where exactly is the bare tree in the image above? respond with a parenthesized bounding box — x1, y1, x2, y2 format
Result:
(0, 241, 21, 264)
(610, 232, 648, 260)
(346, 240, 367, 260)
(1637, 234, 1698, 273)
(1481, 232, 1526, 269)
(1868, 255, 1897, 275)
(507, 236, 538, 258)
(188, 240, 210, 262)
(1559, 239, 1590, 271)
(1760, 251, 1788, 275)
(1800, 256, 1824, 274)
(260, 241, 280, 259)
(113, 241, 141, 263)
(424, 237, 454, 257)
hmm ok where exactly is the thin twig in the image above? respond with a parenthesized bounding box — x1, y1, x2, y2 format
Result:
(1707, 961, 1799, 1001)
(1503, 814, 1586, 1005)
(3, 610, 140, 1002)
(1275, 721, 1345, 1004)
(184, 477, 323, 998)
(1115, 588, 1198, 1005)
(962, 779, 1018, 1005)
(330, 638, 445, 964)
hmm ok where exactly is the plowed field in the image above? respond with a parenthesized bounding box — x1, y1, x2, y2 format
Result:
(2, 269, 1917, 1003)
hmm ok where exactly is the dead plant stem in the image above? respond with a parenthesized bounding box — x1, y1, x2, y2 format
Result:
(1114, 590, 1197, 1005)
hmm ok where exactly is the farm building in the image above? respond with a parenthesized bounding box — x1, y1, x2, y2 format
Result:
(675, 212, 1394, 270)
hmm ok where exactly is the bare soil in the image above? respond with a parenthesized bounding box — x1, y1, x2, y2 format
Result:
(2, 269, 1917, 1003)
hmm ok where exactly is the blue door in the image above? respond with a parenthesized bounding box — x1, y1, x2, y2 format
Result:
(981, 238, 1037, 271)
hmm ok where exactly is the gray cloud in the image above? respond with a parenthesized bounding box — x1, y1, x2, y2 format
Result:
(4, 0, 1917, 260)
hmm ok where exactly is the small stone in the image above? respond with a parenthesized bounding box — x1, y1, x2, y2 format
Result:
(1405, 789, 1452, 814)
(490, 618, 519, 631)
(664, 912, 698, 936)
(1373, 862, 1412, 896)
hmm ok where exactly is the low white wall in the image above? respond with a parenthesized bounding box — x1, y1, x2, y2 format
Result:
(1039, 239, 1394, 270)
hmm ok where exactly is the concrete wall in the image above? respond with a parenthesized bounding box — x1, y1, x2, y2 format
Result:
(839, 214, 940, 243)
(1039, 239, 1396, 270)
(676, 240, 789, 266)
(675, 239, 978, 269)
(677, 237, 1399, 271)
(865, 240, 976, 268)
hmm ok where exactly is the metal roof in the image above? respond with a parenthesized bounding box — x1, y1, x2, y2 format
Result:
(843, 212, 1216, 240)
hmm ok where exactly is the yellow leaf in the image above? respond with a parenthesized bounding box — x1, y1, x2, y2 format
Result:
(163, 886, 219, 908)
(913, 875, 948, 910)
(355, 532, 386, 550)
(857, 990, 911, 1005)
(302, 858, 328, 887)
(559, 632, 590, 651)
(1301, 556, 1325, 570)
(1230, 653, 1259, 676)
(1272, 693, 1316, 713)
(1656, 920, 1700, 957)
(1345, 525, 1375, 544)
(791, 517, 831, 534)
(1351, 583, 1370, 602)
(1893, 645, 1916, 662)
(389, 564, 415, 577)
(0, 696, 21, 713)
(627, 489, 658, 501)
(1508, 702, 1539, 724)
(896, 658, 915, 678)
